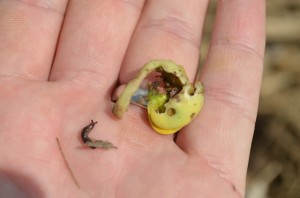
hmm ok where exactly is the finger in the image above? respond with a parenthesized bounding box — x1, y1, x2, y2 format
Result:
(0, 0, 67, 80)
(177, 0, 265, 194)
(50, 0, 145, 92)
(119, 0, 209, 83)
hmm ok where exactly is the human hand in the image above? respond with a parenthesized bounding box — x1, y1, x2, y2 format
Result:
(0, 0, 265, 197)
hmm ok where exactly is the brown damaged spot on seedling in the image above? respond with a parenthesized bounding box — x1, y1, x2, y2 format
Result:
(167, 108, 176, 116)
(190, 113, 196, 119)
(112, 60, 204, 134)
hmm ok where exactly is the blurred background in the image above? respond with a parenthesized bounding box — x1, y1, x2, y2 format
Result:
(201, 1, 300, 197)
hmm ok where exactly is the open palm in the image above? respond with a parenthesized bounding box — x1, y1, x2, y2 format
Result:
(0, 1, 265, 198)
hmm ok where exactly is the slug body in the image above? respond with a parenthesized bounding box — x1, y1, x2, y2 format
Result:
(81, 120, 97, 145)
(81, 120, 117, 149)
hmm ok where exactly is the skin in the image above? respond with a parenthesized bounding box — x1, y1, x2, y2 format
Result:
(0, 0, 265, 198)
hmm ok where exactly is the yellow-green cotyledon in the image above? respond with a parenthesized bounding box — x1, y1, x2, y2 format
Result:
(112, 60, 204, 134)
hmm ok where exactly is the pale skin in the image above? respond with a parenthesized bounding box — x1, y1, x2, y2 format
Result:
(0, 0, 265, 198)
